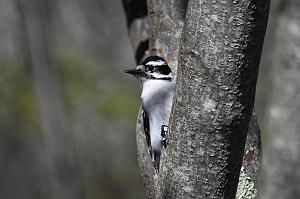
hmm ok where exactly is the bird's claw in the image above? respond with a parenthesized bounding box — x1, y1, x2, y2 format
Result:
(161, 125, 168, 148)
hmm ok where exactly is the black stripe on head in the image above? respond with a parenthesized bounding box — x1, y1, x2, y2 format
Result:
(158, 64, 172, 75)
(141, 56, 172, 75)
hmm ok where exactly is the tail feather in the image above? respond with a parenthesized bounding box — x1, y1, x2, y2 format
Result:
(152, 150, 161, 172)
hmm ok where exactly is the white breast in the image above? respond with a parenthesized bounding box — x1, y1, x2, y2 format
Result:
(141, 79, 175, 150)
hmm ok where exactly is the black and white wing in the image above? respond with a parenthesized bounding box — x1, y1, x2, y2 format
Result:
(142, 109, 151, 148)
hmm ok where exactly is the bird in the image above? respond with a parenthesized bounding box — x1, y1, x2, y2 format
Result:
(125, 56, 175, 171)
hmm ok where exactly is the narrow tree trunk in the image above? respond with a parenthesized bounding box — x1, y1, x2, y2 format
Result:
(261, 1, 300, 198)
(158, 0, 269, 198)
(146, 2, 263, 198)
(17, 0, 84, 198)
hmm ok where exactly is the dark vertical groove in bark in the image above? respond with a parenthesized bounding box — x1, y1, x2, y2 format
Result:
(122, 0, 148, 28)
(158, 0, 269, 198)
(135, 39, 149, 64)
(122, 0, 149, 63)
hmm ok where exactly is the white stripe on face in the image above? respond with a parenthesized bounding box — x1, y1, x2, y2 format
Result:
(146, 60, 165, 66)
(150, 72, 172, 79)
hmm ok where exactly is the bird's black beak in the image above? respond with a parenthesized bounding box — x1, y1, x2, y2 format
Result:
(124, 69, 143, 75)
(124, 65, 148, 77)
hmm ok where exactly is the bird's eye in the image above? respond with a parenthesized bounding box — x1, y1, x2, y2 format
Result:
(147, 65, 154, 72)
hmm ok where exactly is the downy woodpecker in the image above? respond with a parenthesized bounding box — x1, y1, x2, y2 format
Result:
(125, 56, 175, 171)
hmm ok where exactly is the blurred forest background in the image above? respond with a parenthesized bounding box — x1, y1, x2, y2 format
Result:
(0, 0, 299, 199)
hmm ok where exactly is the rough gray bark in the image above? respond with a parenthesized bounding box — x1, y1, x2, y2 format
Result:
(157, 0, 269, 198)
(17, 0, 84, 198)
(260, 1, 300, 198)
(146, 3, 262, 198)
(123, 0, 268, 198)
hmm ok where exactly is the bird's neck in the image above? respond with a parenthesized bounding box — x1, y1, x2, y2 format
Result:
(141, 79, 174, 105)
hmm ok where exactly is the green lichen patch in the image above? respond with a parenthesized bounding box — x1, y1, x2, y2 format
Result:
(236, 166, 257, 199)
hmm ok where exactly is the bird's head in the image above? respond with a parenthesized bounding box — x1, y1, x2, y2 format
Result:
(125, 56, 172, 81)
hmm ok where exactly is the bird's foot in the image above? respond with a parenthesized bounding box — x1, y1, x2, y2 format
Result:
(161, 125, 168, 148)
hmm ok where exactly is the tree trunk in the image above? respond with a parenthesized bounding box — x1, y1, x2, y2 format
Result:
(123, 0, 269, 198)
(17, 0, 84, 198)
(157, 0, 269, 198)
(260, 1, 300, 198)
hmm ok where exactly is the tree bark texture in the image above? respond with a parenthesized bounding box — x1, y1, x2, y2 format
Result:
(17, 0, 84, 198)
(158, 0, 269, 198)
(123, 0, 269, 198)
(260, 1, 300, 199)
